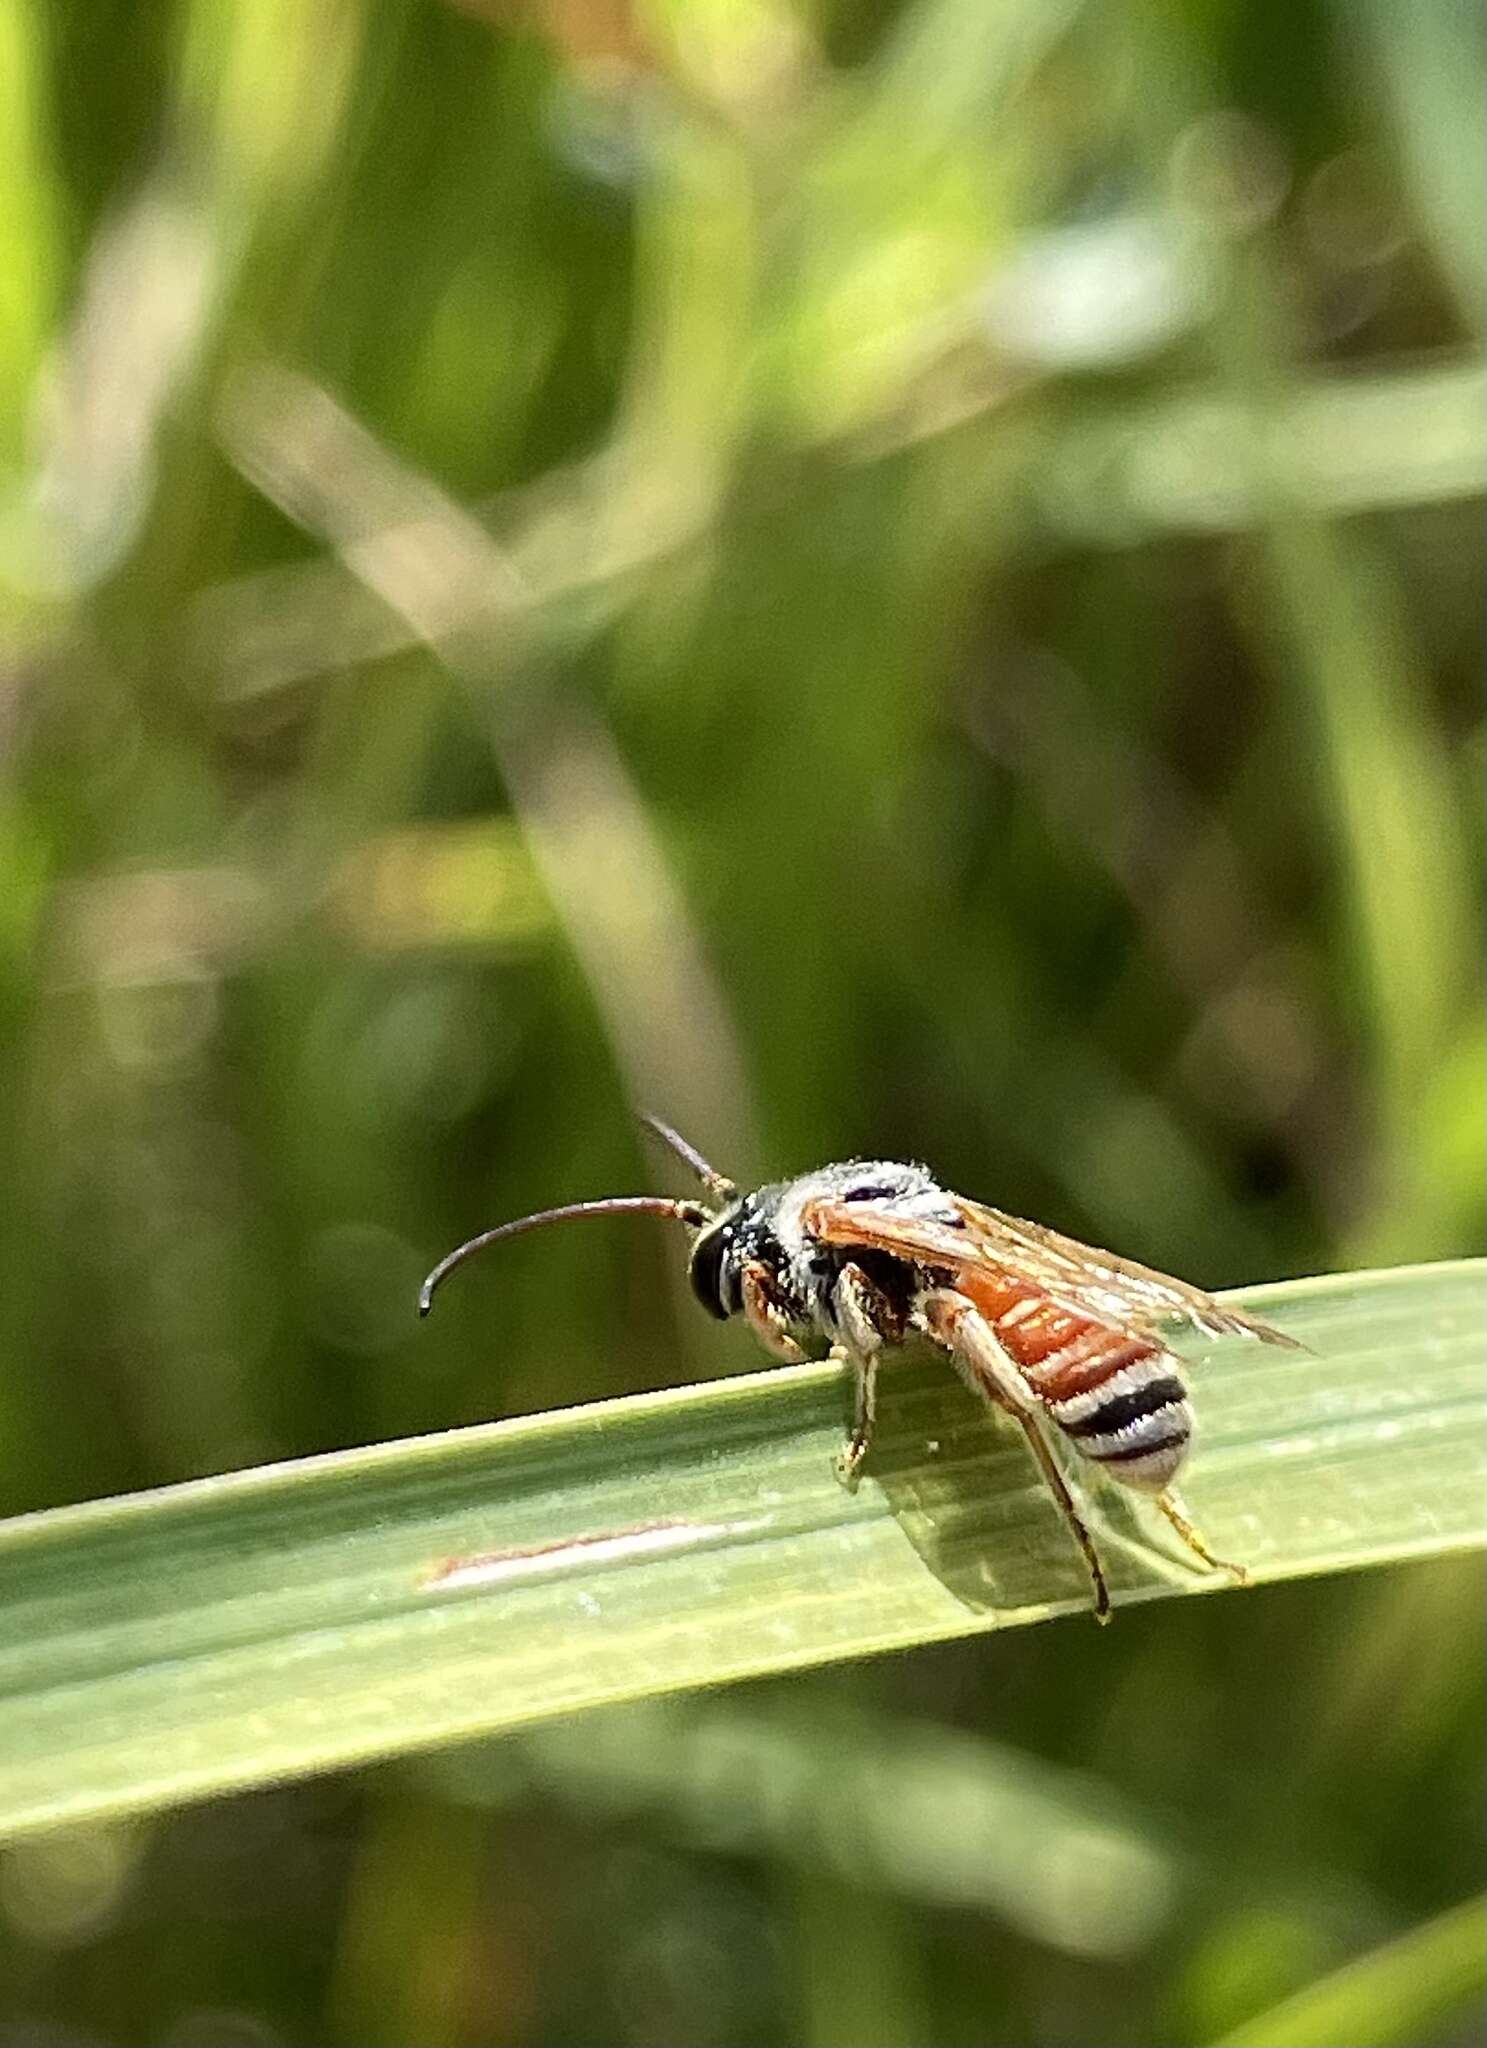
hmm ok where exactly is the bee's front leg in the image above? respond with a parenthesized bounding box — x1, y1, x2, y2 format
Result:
(740, 1260, 806, 1363)
(831, 1264, 894, 1490)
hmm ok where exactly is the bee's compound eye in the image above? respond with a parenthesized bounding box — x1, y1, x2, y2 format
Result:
(688, 1224, 732, 1320)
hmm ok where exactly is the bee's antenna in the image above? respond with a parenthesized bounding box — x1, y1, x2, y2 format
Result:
(418, 1196, 711, 1317)
(639, 1114, 738, 1205)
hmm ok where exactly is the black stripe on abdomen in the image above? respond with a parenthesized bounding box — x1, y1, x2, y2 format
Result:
(1060, 1374, 1187, 1439)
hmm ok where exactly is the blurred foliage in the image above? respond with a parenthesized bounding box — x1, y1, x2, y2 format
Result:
(0, 0, 1481, 2043)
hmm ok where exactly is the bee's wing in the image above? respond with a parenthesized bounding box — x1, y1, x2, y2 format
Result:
(799, 1195, 1302, 1352)
(955, 1199, 1303, 1349)
(798, 1199, 996, 1281)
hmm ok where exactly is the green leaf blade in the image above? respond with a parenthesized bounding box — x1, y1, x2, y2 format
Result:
(0, 1259, 1481, 1841)
(1210, 1892, 1487, 2048)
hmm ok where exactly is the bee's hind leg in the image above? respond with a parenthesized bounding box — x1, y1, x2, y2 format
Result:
(1156, 1489, 1248, 1585)
(922, 1290, 1112, 1623)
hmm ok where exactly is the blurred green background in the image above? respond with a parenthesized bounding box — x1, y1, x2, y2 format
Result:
(0, 0, 1482, 2042)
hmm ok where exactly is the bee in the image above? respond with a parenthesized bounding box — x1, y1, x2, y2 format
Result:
(419, 1117, 1300, 1620)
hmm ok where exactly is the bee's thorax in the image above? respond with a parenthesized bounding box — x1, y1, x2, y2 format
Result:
(690, 1159, 956, 1344)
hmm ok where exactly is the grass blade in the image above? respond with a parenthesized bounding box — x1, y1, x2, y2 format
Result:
(1210, 1892, 1487, 2048)
(0, 1259, 1481, 1840)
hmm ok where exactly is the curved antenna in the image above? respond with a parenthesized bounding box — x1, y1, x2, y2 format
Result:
(418, 1195, 711, 1317)
(639, 1114, 738, 1205)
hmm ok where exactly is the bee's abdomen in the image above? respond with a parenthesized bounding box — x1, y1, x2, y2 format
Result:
(973, 1283, 1192, 1493)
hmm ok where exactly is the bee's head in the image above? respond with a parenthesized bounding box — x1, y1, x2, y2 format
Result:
(685, 1200, 748, 1321)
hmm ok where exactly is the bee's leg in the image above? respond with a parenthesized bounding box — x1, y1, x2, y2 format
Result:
(833, 1344, 878, 1490)
(922, 1290, 1112, 1623)
(741, 1260, 806, 1363)
(1155, 1489, 1248, 1585)
(831, 1264, 893, 1489)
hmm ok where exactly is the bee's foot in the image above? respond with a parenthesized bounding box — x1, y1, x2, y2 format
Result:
(834, 1443, 867, 1492)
